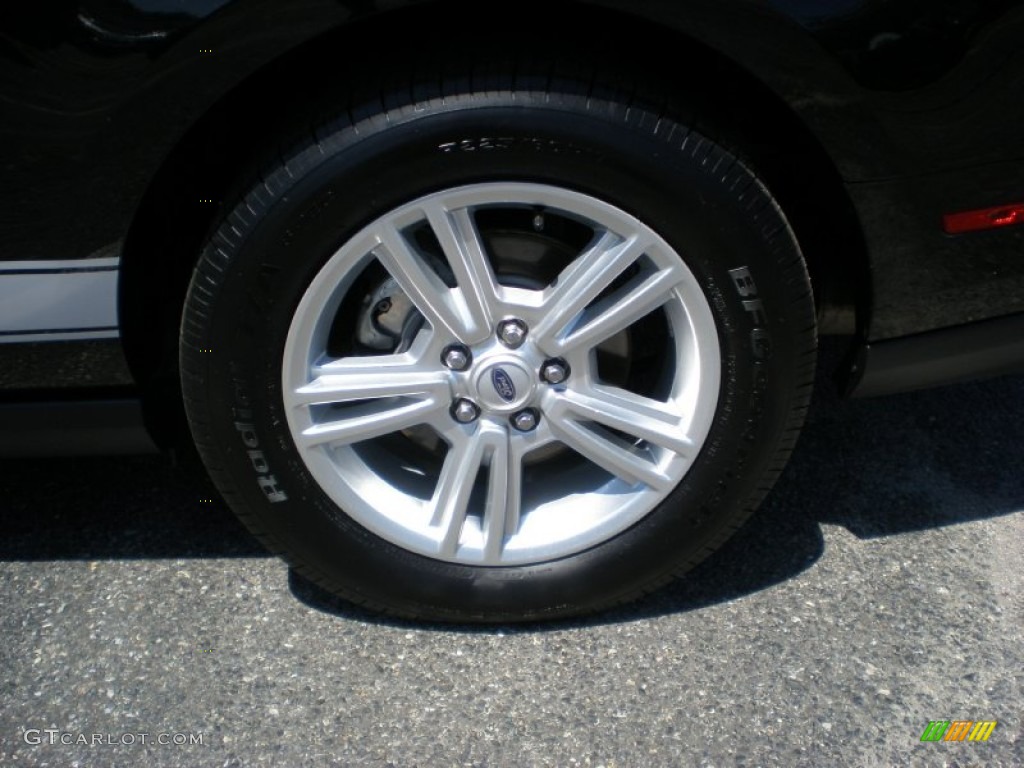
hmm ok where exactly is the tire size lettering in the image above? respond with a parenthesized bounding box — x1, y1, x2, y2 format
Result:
(439, 137, 514, 153)
(437, 136, 597, 158)
(729, 267, 772, 360)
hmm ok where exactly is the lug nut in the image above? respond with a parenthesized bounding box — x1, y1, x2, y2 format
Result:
(541, 359, 569, 385)
(451, 399, 480, 424)
(511, 409, 539, 432)
(497, 319, 528, 349)
(441, 344, 471, 371)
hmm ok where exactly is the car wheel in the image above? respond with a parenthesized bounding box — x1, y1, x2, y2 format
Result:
(180, 61, 816, 622)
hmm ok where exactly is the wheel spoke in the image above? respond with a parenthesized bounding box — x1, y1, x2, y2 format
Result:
(481, 433, 525, 563)
(295, 357, 448, 406)
(547, 416, 674, 491)
(432, 424, 521, 561)
(374, 222, 481, 343)
(532, 232, 651, 352)
(432, 432, 488, 557)
(555, 265, 684, 355)
(422, 203, 500, 334)
(296, 396, 446, 448)
(551, 386, 695, 458)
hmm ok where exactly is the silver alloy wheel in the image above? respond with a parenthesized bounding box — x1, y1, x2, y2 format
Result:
(282, 182, 721, 566)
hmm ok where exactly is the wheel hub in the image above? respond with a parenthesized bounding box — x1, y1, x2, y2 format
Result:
(469, 353, 537, 414)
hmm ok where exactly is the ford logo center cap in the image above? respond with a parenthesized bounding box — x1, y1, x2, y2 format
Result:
(491, 368, 517, 402)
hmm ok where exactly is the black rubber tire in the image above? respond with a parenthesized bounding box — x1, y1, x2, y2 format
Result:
(179, 60, 816, 623)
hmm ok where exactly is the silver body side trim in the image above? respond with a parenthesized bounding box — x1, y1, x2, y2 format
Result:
(0, 258, 119, 343)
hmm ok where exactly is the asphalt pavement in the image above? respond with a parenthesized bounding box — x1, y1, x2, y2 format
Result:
(1, 354, 1022, 767)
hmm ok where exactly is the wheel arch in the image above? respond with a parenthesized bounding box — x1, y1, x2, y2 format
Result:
(119, 0, 868, 448)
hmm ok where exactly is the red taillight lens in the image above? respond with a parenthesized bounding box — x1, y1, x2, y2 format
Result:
(943, 203, 1024, 234)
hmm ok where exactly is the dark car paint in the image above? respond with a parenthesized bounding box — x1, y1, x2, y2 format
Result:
(622, 0, 1024, 340)
(1, 0, 1023, 405)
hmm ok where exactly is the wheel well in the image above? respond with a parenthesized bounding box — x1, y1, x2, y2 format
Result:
(120, 0, 867, 448)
